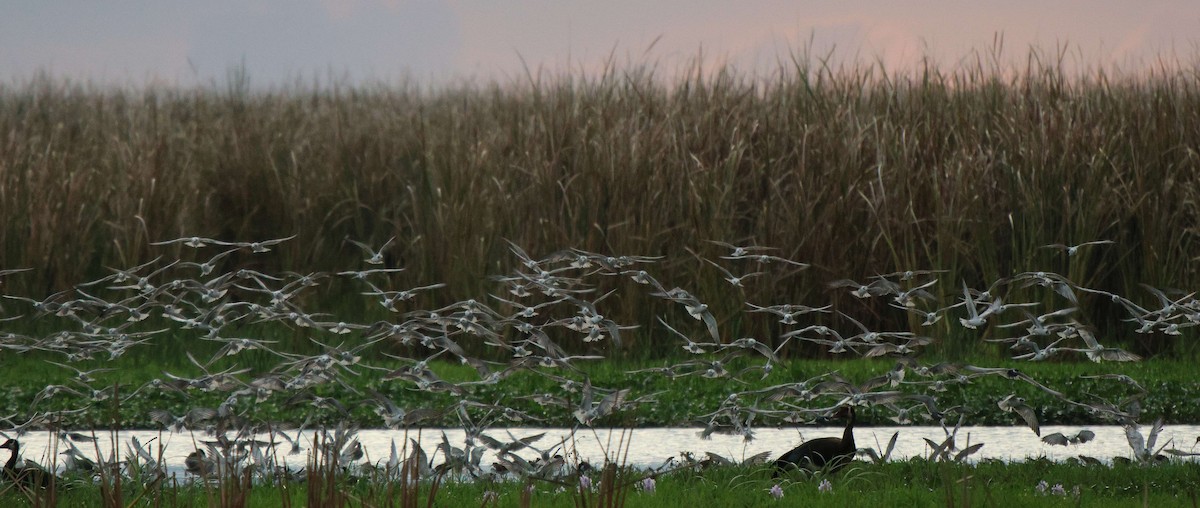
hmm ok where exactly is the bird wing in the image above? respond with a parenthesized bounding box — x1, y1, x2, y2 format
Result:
(1041, 432, 1069, 446)
(961, 283, 979, 319)
(1124, 425, 1146, 457)
(924, 437, 952, 461)
(881, 431, 899, 462)
(954, 443, 985, 462)
(1145, 417, 1165, 453)
(596, 388, 631, 416)
(700, 310, 720, 343)
(1013, 404, 1040, 436)
(1101, 348, 1142, 362)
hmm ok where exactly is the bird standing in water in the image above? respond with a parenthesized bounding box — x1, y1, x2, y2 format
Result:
(773, 406, 857, 476)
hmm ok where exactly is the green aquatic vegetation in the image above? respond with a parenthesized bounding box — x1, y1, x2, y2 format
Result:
(9, 458, 1200, 507)
(0, 356, 1198, 428)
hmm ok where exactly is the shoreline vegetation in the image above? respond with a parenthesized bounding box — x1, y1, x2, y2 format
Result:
(6, 458, 1200, 506)
(3, 51, 1200, 506)
(2, 358, 1199, 430)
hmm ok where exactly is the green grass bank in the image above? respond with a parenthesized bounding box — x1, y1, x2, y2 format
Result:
(7, 460, 1200, 507)
(1, 357, 1195, 429)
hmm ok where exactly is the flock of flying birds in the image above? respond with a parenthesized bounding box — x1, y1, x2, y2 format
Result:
(0, 235, 1191, 480)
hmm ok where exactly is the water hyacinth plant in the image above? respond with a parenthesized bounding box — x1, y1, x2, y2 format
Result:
(768, 484, 784, 500)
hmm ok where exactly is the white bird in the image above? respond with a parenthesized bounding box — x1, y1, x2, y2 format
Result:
(1012, 337, 1067, 362)
(1123, 417, 1165, 462)
(959, 282, 990, 329)
(346, 236, 396, 265)
(1042, 429, 1096, 446)
(241, 235, 298, 253)
(746, 302, 831, 325)
(706, 240, 775, 258)
(998, 394, 1041, 436)
(651, 288, 720, 342)
(178, 247, 239, 276)
(829, 278, 896, 298)
(572, 378, 630, 426)
(705, 259, 764, 287)
(740, 254, 810, 268)
(1071, 328, 1142, 363)
(151, 236, 234, 249)
(891, 278, 939, 307)
(0, 268, 33, 289)
(1041, 240, 1115, 256)
(657, 317, 718, 354)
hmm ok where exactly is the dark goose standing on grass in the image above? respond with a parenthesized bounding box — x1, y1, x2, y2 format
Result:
(1, 438, 53, 488)
(185, 449, 215, 477)
(773, 406, 857, 477)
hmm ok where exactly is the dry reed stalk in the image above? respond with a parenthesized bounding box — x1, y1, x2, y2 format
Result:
(2, 49, 1198, 356)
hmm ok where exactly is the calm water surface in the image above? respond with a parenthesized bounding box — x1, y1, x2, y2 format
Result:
(9, 425, 1200, 477)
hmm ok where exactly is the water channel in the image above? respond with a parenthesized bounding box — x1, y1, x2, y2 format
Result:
(7, 425, 1200, 478)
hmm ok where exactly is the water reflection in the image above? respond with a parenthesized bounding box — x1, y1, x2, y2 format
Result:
(7, 425, 1200, 477)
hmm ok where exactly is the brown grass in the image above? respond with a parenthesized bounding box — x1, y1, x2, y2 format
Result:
(2, 49, 1198, 356)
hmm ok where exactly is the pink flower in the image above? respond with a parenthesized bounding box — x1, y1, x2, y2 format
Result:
(641, 477, 656, 493)
(579, 475, 592, 491)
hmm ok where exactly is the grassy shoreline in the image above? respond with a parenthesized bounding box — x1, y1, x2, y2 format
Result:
(2, 356, 1195, 430)
(7, 459, 1200, 507)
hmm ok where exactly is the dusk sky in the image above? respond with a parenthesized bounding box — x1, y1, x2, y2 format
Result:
(3, 1, 1199, 87)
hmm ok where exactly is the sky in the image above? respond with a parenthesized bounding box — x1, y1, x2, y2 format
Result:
(2, 1, 1198, 88)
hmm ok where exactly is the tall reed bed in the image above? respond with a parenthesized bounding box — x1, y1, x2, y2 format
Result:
(2, 50, 1198, 357)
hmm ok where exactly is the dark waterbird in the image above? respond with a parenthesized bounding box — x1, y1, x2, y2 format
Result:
(773, 406, 856, 477)
(1, 438, 54, 489)
(185, 449, 215, 477)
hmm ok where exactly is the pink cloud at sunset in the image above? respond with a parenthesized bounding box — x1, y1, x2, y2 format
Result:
(0, 1, 1196, 87)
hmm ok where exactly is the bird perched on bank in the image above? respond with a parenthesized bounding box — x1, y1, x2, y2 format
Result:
(1, 438, 54, 488)
(772, 406, 856, 476)
(184, 449, 215, 477)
